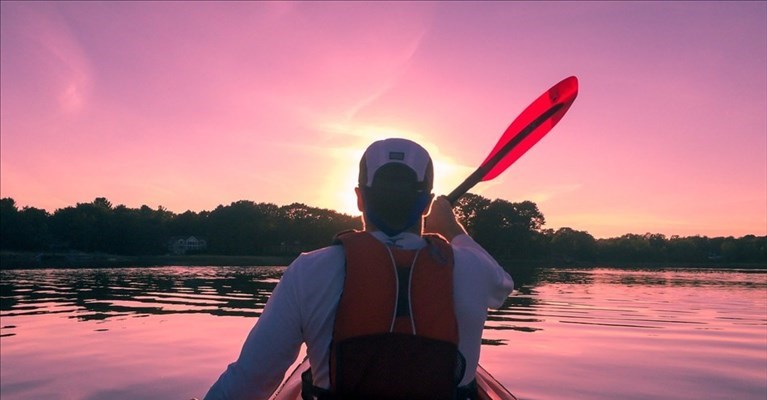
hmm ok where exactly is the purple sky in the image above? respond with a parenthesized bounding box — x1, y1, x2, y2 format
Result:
(2, 1, 765, 238)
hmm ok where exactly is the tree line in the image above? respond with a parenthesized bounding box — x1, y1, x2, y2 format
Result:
(1, 195, 765, 265)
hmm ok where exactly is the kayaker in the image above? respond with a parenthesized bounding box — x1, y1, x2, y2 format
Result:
(204, 138, 514, 400)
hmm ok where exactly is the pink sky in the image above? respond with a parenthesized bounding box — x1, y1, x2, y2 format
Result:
(1, 1, 765, 239)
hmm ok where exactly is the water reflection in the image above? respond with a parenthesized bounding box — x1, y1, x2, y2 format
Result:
(522, 267, 767, 288)
(1, 266, 766, 400)
(483, 267, 767, 334)
(0, 267, 284, 326)
(3, 267, 766, 336)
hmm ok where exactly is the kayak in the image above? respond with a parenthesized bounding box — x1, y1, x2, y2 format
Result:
(271, 358, 517, 400)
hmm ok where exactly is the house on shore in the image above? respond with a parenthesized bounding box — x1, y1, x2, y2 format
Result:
(168, 236, 207, 255)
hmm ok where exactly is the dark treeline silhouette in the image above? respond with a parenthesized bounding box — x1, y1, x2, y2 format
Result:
(456, 194, 765, 265)
(1, 195, 765, 266)
(0, 197, 359, 257)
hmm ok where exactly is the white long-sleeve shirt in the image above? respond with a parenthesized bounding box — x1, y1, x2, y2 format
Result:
(204, 231, 514, 400)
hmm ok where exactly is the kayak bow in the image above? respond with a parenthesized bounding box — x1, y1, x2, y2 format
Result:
(271, 358, 517, 400)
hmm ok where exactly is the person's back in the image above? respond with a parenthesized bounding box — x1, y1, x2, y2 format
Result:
(204, 138, 514, 400)
(324, 230, 461, 400)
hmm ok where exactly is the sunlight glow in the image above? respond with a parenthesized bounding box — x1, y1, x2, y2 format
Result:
(317, 122, 436, 215)
(315, 122, 481, 213)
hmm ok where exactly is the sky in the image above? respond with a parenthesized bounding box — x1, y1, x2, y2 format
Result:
(1, 1, 765, 239)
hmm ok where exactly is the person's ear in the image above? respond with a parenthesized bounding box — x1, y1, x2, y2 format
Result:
(355, 187, 365, 212)
(422, 193, 435, 216)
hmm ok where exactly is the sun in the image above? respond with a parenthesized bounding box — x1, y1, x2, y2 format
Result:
(320, 146, 364, 216)
(335, 166, 362, 216)
(314, 122, 470, 217)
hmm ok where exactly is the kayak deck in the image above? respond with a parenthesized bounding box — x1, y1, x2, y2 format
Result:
(271, 359, 517, 400)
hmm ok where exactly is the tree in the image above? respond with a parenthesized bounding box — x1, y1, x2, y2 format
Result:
(598, 234, 651, 262)
(454, 193, 491, 235)
(472, 198, 546, 259)
(207, 201, 272, 255)
(50, 200, 109, 252)
(46, 198, 114, 252)
(666, 236, 708, 262)
(107, 204, 172, 255)
(0, 198, 51, 251)
(93, 197, 113, 210)
(276, 203, 359, 253)
(3, 194, 764, 265)
(0, 198, 19, 250)
(644, 233, 667, 261)
(721, 235, 767, 262)
(550, 227, 597, 261)
(17, 207, 51, 250)
(168, 210, 209, 238)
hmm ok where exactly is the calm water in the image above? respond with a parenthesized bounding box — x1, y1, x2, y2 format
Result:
(1, 266, 765, 400)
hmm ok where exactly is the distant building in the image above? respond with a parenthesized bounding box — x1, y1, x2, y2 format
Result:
(168, 236, 207, 255)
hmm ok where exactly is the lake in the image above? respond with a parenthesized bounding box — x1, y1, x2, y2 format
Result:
(1, 266, 765, 400)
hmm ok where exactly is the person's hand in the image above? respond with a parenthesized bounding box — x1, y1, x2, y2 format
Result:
(423, 196, 467, 242)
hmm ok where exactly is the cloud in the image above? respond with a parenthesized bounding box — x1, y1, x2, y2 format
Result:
(4, 2, 93, 115)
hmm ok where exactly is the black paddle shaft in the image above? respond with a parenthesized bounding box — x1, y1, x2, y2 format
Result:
(445, 103, 564, 205)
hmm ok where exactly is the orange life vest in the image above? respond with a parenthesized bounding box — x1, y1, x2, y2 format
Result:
(328, 230, 464, 400)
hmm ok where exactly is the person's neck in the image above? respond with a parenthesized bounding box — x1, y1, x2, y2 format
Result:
(362, 217, 423, 236)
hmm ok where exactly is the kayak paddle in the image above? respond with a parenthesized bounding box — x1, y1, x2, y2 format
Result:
(446, 76, 579, 205)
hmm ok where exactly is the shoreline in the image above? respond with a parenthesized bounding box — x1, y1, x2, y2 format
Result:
(497, 258, 766, 270)
(0, 251, 297, 269)
(1, 251, 764, 270)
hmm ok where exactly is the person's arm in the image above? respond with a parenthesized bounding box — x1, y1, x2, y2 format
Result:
(425, 196, 513, 308)
(203, 262, 305, 400)
(423, 196, 467, 242)
(451, 234, 514, 308)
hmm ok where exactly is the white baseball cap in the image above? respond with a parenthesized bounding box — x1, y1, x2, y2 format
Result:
(358, 138, 434, 191)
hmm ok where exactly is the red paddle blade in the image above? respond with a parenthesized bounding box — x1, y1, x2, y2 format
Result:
(480, 76, 579, 181)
